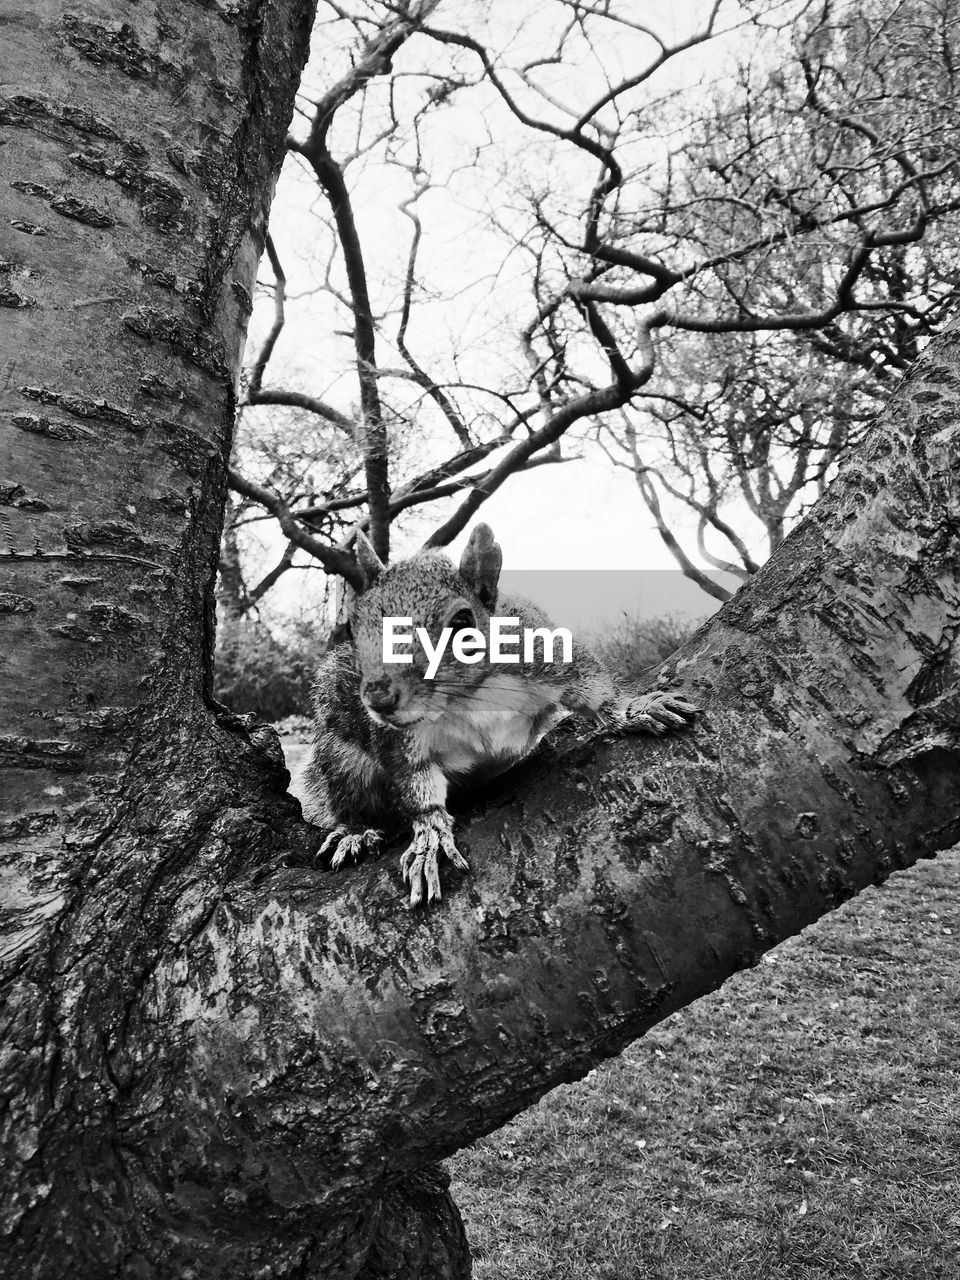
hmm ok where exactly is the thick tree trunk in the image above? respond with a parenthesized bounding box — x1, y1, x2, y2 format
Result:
(2, 3, 959, 1279)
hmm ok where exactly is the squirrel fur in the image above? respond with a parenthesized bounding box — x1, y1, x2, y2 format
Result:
(302, 523, 697, 905)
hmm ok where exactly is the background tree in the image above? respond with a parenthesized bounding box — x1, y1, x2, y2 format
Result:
(1, 3, 958, 1279)
(224, 0, 960, 618)
(599, 0, 960, 598)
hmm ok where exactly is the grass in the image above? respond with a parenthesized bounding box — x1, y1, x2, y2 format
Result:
(449, 846, 960, 1279)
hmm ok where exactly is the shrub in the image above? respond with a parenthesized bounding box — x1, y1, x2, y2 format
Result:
(214, 607, 326, 722)
(589, 613, 697, 683)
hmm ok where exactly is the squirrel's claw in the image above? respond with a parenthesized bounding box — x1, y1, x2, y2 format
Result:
(320, 826, 383, 869)
(401, 813, 469, 907)
(622, 691, 699, 735)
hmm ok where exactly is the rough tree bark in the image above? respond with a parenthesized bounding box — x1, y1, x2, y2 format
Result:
(2, 3, 959, 1279)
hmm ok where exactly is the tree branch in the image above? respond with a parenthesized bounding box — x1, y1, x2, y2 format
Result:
(288, 9, 454, 562)
(154, 322, 960, 1239)
(245, 539, 299, 610)
(243, 388, 357, 434)
(227, 467, 363, 589)
(424, 328, 656, 547)
(247, 234, 286, 399)
(291, 134, 392, 560)
(397, 190, 473, 448)
(618, 433, 734, 603)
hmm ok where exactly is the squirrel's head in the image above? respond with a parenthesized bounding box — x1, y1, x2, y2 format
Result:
(347, 524, 502, 729)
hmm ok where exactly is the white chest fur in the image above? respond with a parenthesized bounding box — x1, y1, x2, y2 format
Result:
(411, 674, 568, 778)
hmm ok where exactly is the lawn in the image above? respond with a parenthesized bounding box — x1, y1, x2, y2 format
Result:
(448, 847, 960, 1280)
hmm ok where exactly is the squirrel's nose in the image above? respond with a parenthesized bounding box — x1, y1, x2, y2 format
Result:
(362, 678, 400, 715)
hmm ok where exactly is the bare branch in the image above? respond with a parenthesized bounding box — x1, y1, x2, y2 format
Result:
(227, 468, 363, 589)
(244, 539, 299, 610)
(287, 6, 451, 561)
(695, 516, 752, 581)
(246, 235, 286, 399)
(305, 0, 443, 153)
(397, 190, 473, 447)
(244, 390, 358, 435)
(572, 0, 725, 135)
(424, 325, 656, 548)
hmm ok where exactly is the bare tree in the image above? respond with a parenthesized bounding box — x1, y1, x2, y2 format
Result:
(595, 0, 960, 596)
(2, 3, 958, 1278)
(226, 0, 960, 613)
(227, 0, 578, 595)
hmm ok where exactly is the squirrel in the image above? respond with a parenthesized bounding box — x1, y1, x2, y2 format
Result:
(302, 523, 697, 906)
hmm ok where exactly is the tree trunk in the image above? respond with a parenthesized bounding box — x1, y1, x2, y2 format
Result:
(218, 498, 249, 618)
(2, 3, 959, 1278)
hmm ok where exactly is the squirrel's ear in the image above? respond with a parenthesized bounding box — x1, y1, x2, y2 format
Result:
(459, 523, 502, 609)
(354, 530, 385, 590)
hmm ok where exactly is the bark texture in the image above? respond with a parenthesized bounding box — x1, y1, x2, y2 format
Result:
(2, 2, 959, 1279)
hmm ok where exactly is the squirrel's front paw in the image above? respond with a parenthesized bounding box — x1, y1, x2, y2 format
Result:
(622, 690, 699, 735)
(319, 825, 384, 870)
(400, 811, 469, 907)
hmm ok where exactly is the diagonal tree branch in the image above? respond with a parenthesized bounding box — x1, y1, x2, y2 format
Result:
(227, 467, 363, 588)
(424, 325, 656, 548)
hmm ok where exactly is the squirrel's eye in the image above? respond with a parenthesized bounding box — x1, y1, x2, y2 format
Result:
(448, 608, 474, 633)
